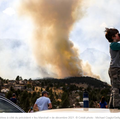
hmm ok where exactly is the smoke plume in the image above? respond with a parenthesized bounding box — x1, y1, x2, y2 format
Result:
(19, 0, 100, 79)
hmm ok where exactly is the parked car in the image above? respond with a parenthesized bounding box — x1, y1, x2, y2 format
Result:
(0, 95, 25, 113)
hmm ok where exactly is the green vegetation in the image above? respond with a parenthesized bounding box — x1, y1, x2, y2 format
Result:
(0, 76, 111, 112)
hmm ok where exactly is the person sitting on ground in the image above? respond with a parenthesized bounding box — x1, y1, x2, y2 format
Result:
(10, 93, 17, 104)
(99, 96, 107, 108)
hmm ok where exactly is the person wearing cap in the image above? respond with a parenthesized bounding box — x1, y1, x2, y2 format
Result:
(10, 93, 17, 104)
(33, 91, 52, 111)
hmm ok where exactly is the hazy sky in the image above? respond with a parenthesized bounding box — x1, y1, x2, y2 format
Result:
(0, 0, 120, 84)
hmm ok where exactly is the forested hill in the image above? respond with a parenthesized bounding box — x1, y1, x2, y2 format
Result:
(37, 76, 110, 88)
(0, 76, 110, 88)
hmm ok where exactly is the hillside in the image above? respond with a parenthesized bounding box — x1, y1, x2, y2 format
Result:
(0, 76, 111, 111)
(38, 76, 110, 88)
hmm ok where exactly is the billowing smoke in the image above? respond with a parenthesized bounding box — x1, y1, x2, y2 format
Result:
(19, 0, 100, 79)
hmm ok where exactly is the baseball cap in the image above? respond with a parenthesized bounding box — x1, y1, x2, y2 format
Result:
(42, 91, 49, 96)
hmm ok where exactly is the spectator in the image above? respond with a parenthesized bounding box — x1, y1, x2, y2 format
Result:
(105, 28, 120, 108)
(33, 91, 52, 111)
(99, 96, 107, 108)
(10, 93, 17, 104)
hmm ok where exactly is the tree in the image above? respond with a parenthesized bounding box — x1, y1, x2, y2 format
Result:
(41, 82, 44, 87)
(61, 92, 70, 108)
(89, 101, 94, 107)
(16, 76, 19, 81)
(87, 86, 92, 92)
(56, 94, 58, 99)
(0, 80, 1, 92)
(20, 90, 28, 109)
(33, 86, 35, 91)
(24, 97, 30, 112)
(15, 76, 20, 84)
(10, 86, 15, 93)
(41, 88, 43, 92)
(6, 91, 12, 99)
(31, 92, 40, 104)
(46, 86, 49, 91)
(27, 84, 32, 88)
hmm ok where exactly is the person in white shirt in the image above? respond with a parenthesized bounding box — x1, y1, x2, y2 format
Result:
(33, 91, 52, 111)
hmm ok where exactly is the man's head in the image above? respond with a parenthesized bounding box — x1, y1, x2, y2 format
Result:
(12, 93, 16, 97)
(42, 91, 49, 97)
(105, 28, 120, 42)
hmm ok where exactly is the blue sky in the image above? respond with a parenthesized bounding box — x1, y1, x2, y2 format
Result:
(0, 0, 120, 84)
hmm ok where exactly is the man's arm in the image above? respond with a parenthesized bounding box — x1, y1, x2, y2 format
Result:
(48, 103, 52, 109)
(98, 103, 100, 108)
(105, 102, 108, 108)
(33, 104, 39, 111)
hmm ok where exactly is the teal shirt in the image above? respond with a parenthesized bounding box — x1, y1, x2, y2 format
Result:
(110, 42, 120, 50)
(110, 42, 120, 68)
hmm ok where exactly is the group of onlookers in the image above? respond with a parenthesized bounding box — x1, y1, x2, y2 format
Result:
(10, 91, 108, 113)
